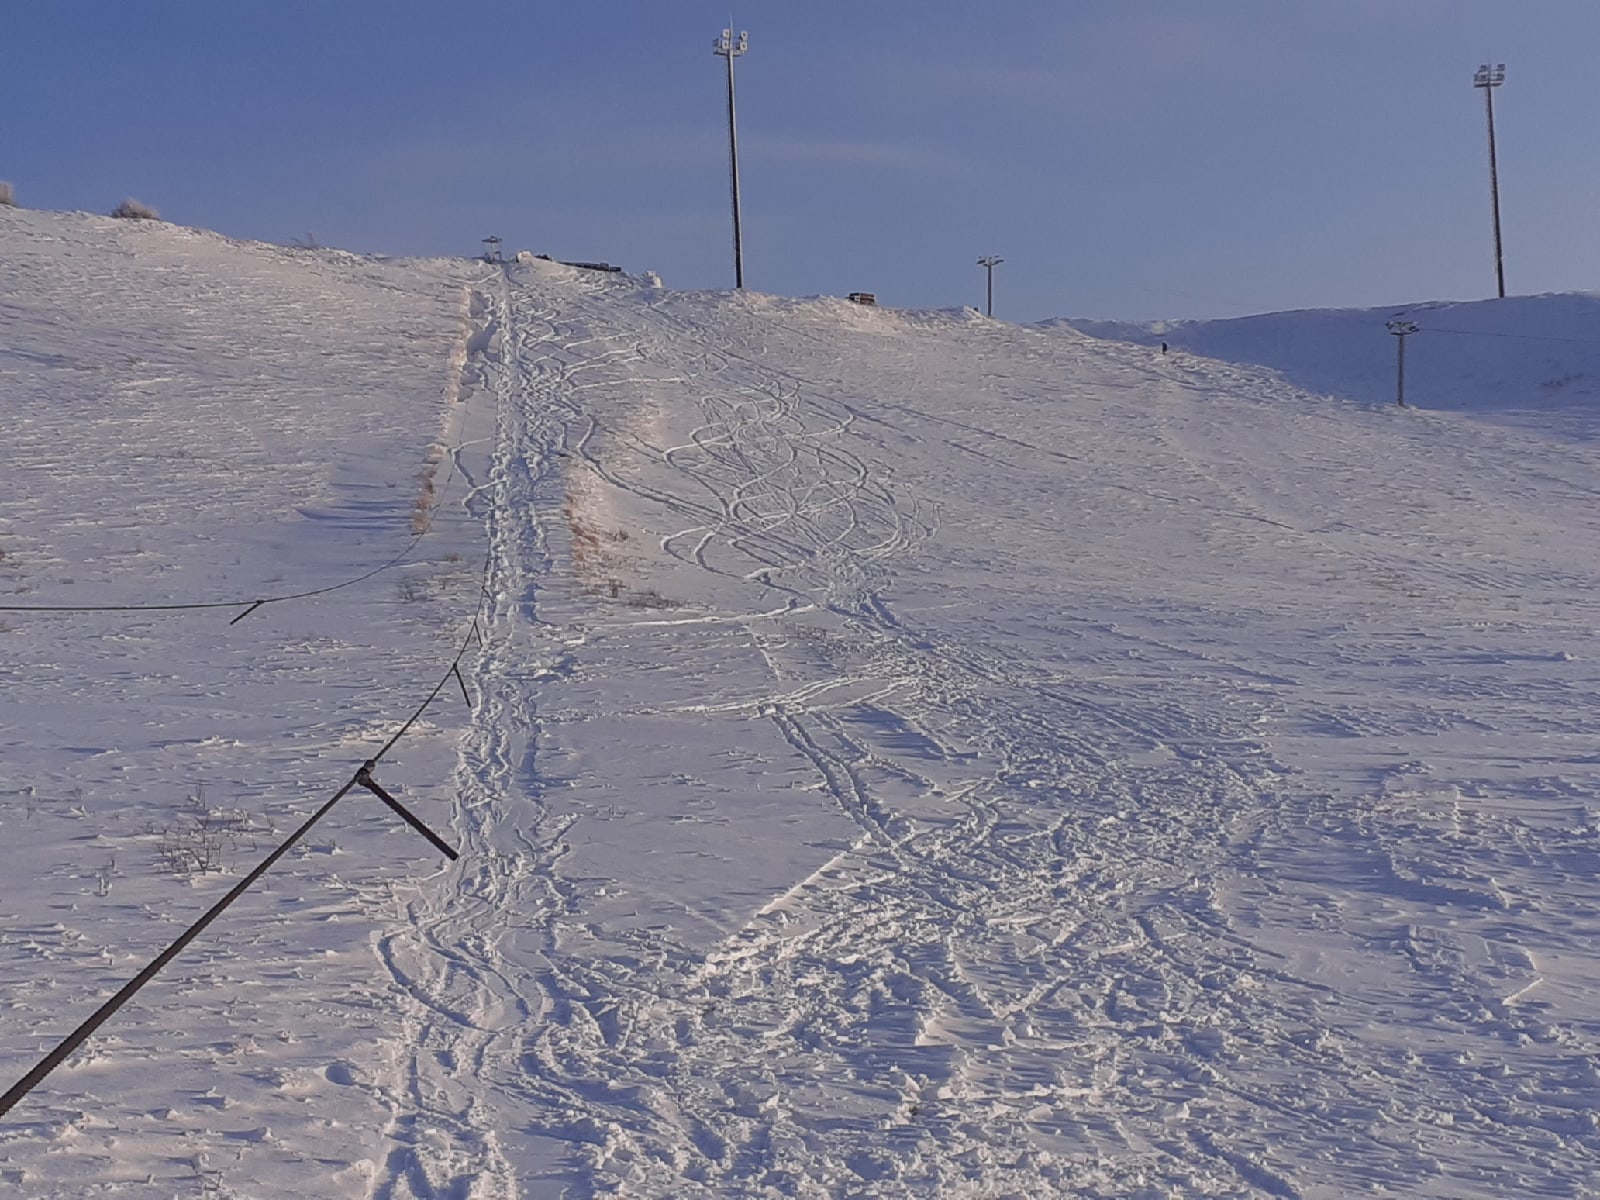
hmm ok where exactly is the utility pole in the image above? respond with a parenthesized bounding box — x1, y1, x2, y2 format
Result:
(977, 255, 1003, 317)
(1473, 63, 1506, 298)
(713, 26, 750, 289)
(1387, 319, 1418, 407)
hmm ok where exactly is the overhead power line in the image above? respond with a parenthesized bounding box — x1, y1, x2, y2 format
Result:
(1415, 324, 1600, 347)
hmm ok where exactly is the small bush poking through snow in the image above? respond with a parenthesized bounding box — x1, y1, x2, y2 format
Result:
(0, 181, 15, 207)
(110, 197, 160, 220)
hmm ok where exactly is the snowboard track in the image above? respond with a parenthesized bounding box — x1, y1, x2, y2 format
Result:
(366, 273, 1600, 1198)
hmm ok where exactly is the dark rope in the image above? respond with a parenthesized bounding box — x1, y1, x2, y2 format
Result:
(0, 429, 471, 620)
(0, 556, 495, 1118)
(0, 772, 364, 1119)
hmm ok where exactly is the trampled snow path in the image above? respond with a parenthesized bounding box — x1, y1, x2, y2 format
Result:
(370, 263, 1600, 1197)
(5, 211, 1600, 1198)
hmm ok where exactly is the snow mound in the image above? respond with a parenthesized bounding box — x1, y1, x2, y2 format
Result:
(1047, 291, 1600, 423)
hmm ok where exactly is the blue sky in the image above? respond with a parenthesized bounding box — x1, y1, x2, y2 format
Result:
(4, 1, 1597, 320)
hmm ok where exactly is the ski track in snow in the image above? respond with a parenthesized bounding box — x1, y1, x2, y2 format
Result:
(5, 212, 1600, 1197)
(368, 266, 1600, 1198)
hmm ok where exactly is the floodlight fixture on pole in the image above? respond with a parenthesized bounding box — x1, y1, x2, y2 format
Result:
(1387, 319, 1419, 407)
(1473, 63, 1507, 299)
(713, 26, 750, 289)
(977, 256, 1003, 317)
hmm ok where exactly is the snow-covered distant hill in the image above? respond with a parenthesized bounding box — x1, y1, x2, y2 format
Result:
(5, 208, 1600, 1197)
(1050, 292, 1600, 427)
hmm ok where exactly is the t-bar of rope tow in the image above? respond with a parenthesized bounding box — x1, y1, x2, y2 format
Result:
(355, 762, 459, 861)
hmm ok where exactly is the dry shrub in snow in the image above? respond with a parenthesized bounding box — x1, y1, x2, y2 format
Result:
(110, 197, 160, 220)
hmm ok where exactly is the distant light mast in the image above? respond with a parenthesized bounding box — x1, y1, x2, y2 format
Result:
(977, 255, 1003, 317)
(713, 26, 750, 289)
(1474, 63, 1507, 299)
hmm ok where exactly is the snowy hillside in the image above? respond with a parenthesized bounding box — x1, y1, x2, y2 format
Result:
(1052, 293, 1600, 430)
(5, 208, 1600, 1198)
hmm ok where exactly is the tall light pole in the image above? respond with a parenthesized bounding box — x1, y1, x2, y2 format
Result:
(1474, 63, 1506, 299)
(713, 27, 749, 289)
(977, 255, 1003, 317)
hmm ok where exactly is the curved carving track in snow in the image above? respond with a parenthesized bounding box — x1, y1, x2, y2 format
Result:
(373, 268, 1600, 1197)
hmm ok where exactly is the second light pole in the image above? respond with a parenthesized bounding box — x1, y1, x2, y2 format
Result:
(1473, 63, 1507, 299)
(714, 27, 750, 289)
(977, 255, 1003, 317)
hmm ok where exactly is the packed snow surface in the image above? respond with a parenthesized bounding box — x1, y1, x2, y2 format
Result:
(4, 209, 1600, 1197)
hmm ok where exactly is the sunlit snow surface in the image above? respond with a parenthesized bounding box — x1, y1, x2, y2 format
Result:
(5, 210, 1600, 1197)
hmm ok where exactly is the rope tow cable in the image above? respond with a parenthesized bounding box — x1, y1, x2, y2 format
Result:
(0, 758, 461, 1119)
(0, 771, 363, 1120)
